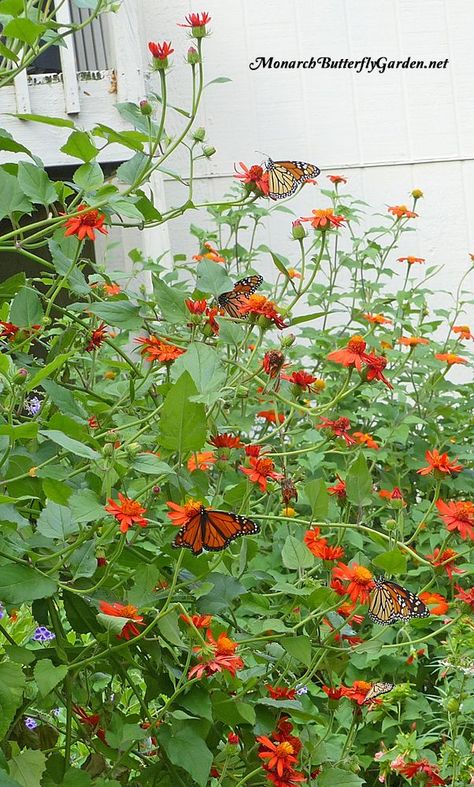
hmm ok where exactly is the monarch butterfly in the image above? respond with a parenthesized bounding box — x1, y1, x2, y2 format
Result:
(218, 275, 263, 319)
(173, 506, 260, 555)
(364, 682, 394, 703)
(265, 159, 321, 201)
(368, 577, 430, 626)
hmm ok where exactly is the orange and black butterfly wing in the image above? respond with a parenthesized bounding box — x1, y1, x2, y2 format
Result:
(364, 682, 394, 703)
(173, 508, 260, 555)
(173, 510, 206, 555)
(266, 159, 321, 200)
(218, 275, 263, 319)
(368, 578, 430, 625)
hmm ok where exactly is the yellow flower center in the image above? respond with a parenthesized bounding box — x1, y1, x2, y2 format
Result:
(275, 741, 294, 756)
(184, 499, 203, 517)
(353, 566, 373, 584)
(120, 605, 139, 618)
(347, 335, 366, 353)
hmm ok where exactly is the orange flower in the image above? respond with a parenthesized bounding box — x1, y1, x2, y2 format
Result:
(192, 242, 225, 263)
(105, 494, 148, 533)
(301, 208, 346, 230)
(85, 322, 108, 352)
(180, 614, 213, 628)
(304, 528, 345, 561)
(397, 255, 425, 264)
(454, 584, 474, 608)
(148, 40, 174, 60)
(104, 283, 121, 296)
(388, 205, 418, 219)
(436, 499, 474, 541)
(327, 335, 368, 371)
(135, 336, 185, 363)
(417, 449, 463, 476)
(73, 706, 106, 742)
(318, 416, 355, 445)
(98, 601, 144, 639)
(426, 547, 463, 579)
(234, 162, 269, 195)
(207, 630, 238, 656)
(239, 294, 286, 329)
(327, 174, 347, 184)
(332, 562, 374, 603)
(363, 353, 393, 389)
(187, 451, 216, 472)
(287, 268, 302, 279)
(185, 298, 207, 314)
(281, 370, 319, 391)
(240, 456, 284, 492)
(452, 324, 473, 340)
(363, 313, 392, 325)
(418, 592, 448, 616)
(266, 685, 297, 700)
(322, 680, 372, 705)
(327, 475, 347, 499)
(353, 432, 379, 449)
(398, 336, 430, 347)
(64, 204, 108, 241)
(258, 410, 285, 424)
(0, 321, 20, 340)
(166, 499, 202, 527)
(188, 629, 243, 680)
(337, 602, 365, 625)
(209, 433, 242, 449)
(435, 352, 468, 365)
(257, 736, 298, 777)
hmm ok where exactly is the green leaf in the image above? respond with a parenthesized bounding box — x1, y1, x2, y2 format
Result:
(41, 379, 87, 421)
(131, 454, 173, 476)
(116, 102, 159, 135)
(304, 477, 329, 519)
(85, 301, 141, 329)
(372, 548, 407, 576)
(0, 169, 32, 220)
(69, 540, 97, 579)
(0, 564, 57, 603)
(157, 724, 213, 787)
(14, 113, 75, 127)
(318, 769, 365, 786)
(159, 372, 207, 453)
(180, 687, 213, 721)
(25, 353, 73, 392)
(63, 591, 98, 634)
(73, 161, 104, 191)
(8, 749, 46, 787)
(48, 239, 89, 295)
(0, 0, 24, 16)
(154, 278, 188, 324)
(0, 661, 26, 739)
(9, 286, 43, 327)
(116, 152, 148, 185)
(0, 423, 38, 439)
(34, 660, 68, 697)
(290, 310, 327, 326)
(269, 250, 292, 279)
(0, 131, 31, 156)
(280, 635, 312, 667)
(129, 565, 159, 607)
(42, 478, 72, 505)
(345, 453, 372, 507)
(196, 573, 246, 614)
(39, 430, 100, 460)
(0, 272, 25, 302)
(17, 162, 57, 205)
(196, 260, 234, 297)
(3, 17, 44, 44)
(158, 609, 185, 647)
(36, 501, 78, 539)
(60, 130, 98, 162)
(281, 535, 314, 570)
(69, 488, 105, 523)
(171, 343, 226, 402)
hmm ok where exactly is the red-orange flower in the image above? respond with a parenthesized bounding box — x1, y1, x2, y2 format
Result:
(397, 255, 425, 264)
(99, 601, 144, 640)
(418, 592, 448, 616)
(192, 242, 225, 263)
(239, 294, 286, 329)
(266, 685, 297, 700)
(398, 336, 430, 346)
(187, 451, 216, 472)
(188, 629, 243, 679)
(454, 584, 474, 608)
(287, 268, 302, 279)
(64, 204, 108, 241)
(379, 487, 405, 506)
(363, 353, 393, 389)
(105, 494, 148, 533)
(180, 613, 213, 628)
(332, 562, 374, 603)
(73, 706, 106, 742)
(301, 208, 346, 230)
(327, 175, 347, 184)
(135, 335, 185, 363)
(327, 335, 368, 370)
(265, 769, 307, 787)
(318, 416, 355, 445)
(435, 352, 468, 365)
(417, 449, 463, 476)
(353, 431, 379, 449)
(178, 11, 211, 28)
(166, 499, 202, 527)
(392, 759, 446, 785)
(245, 444, 263, 457)
(185, 298, 207, 314)
(337, 602, 365, 625)
(257, 736, 298, 777)
(322, 681, 372, 705)
(426, 547, 463, 579)
(328, 474, 347, 499)
(258, 410, 285, 424)
(148, 41, 174, 60)
(436, 499, 474, 540)
(453, 324, 473, 340)
(363, 313, 392, 325)
(240, 456, 284, 492)
(209, 433, 242, 449)
(304, 528, 344, 561)
(234, 162, 269, 195)
(85, 322, 108, 352)
(0, 321, 19, 340)
(388, 205, 418, 219)
(281, 370, 319, 391)
(104, 283, 121, 296)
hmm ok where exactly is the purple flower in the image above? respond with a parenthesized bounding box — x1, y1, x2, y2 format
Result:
(295, 684, 308, 696)
(24, 717, 38, 730)
(25, 396, 42, 416)
(0, 604, 4, 620)
(32, 626, 55, 643)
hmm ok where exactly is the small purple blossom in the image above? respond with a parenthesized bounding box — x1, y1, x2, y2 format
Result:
(295, 684, 308, 696)
(0, 604, 4, 620)
(25, 396, 41, 416)
(24, 717, 38, 730)
(32, 626, 55, 643)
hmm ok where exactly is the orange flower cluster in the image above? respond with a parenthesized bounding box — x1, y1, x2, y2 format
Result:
(304, 527, 344, 561)
(188, 629, 244, 680)
(234, 162, 269, 196)
(239, 293, 286, 329)
(135, 335, 185, 363)
(327, 335, 392, 388)
(322, 680, 373, 705)
(257, 717, 305, 786)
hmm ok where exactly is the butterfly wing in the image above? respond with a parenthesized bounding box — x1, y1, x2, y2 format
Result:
(368, 578, 430, 625)
(266, 159, 321, 200)
(364, 682, 395, 703)
(173, 508, 260, 555)
(218, 275, 263, 319)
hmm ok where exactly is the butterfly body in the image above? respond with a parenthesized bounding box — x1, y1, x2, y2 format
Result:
(265, 158, 321, 200)
(364, 682, 395, 703)
(368, 577, 430, 626)
(218, 274, 263, 319)
(173, 506, 260, 555)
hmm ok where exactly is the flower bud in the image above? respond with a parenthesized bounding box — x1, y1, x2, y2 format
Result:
(292, 219, 306, 240)
(202, 145, 216, 158)
(236, 386, 248, 399)
(227, 732, 239, 745)
(187, 46, 201, 65)
(411, 188, 423, 199)
(103, 370, 116, 380)
(103, 443, 114, 457)
(384, 518, 397, 531)
(12, 368, 28, 384)
(139, 99, 153, 116)
(192, 127, 206, 142)
(153, 485, 161, 495)
(281, 333, 296, 348)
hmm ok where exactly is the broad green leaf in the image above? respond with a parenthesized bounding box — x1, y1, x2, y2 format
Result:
(372, 548, 407, 576)
(179, 687, 212, 721)
(116, 152, 148, 185)
(0, 564, 57, 603)
(26, 353, 73, 392)
(196, 259, 233, 297)
(63, 591, 98, 634)
(159, 372, 206, 453)
(8, 749, 46, 787)
(42, 478, 72, 505)
(0, 272, 25, 302)
(171, 343, 226, 400)
(3, 17, 44, 44)
(345, 453, 372, 507)
(39, 430, 100, 460)
(154, 278, 189, 324)
(129, 565, 159, 607)
(0, 1, 24, 17)
(36, 501, 78, 539)
(69, 489, 105, 523)
(318, 769, 365, 786)
(0, 661, 26, 739)
(41, 379, 87, 421)
(280, 635, 312, 667)
(0, 131, 31, 157)
(18, 162, 57, 205)
(0, 169, 32, 220)
(0, 423, 38, 439)
(34, 660, 68, 697)
(196, 573, 246, 614)
(304, 477, 329, 519)
(282, 535, 314, 570)
(9, 286, 43, 327)
(48, 239, 89, 295)
(116, 101, 159, 135)
(73, 161, 104, 191)
(14, 113, 75, 127)
(157, 609, 185, 647)
(60, 130, 98, 162)
(131, 454, 173, 476)
(69, 540, 97, 578)
(157, 724, 213, 787)
(86, 301, 141, 329)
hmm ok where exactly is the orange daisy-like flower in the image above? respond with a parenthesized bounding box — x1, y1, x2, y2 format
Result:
(304, 528, 345, 561)
(258, 410, 285, 424)
(180, 613, 213, 628)
(435, 352, 468, 365)
(234, 162, 269, 195)
(64, 204, 108, 241)
(417, 449, 463, 476)
(188, 629, 243, 680)
(388, 205, 418, 219)
(332, 562, 374, 604)
(240, 456, 284, 492)
(418, 592, 448, 616)
(327, 474, 347, 499)
(453, 324, 473, 340)
(327, 174, 347, 185)
(436, 499, 474, 541)
(301, 208, 346, 230)
(397, 256, 425, 264)
(327, 335, 368, 371)
(192, 242, 225, 263)
(209, 433, 242, 450)
(318, 416, 355, 445)
(85, 322, 109, 352)
(363, 353, 393, 389)
(363, 313, 392, 325)
(178, 11, 211, 28)
(393, 759, 446, 785)
(185, 298, 207, 314)
(454, 584, 474, 609)
(337, 602, 365, 625)
(104, 283, 121, 296)
(265, 685, 297, 700)
(353, 432, 379, 450)
(257, 736, 298, 777)
(105, 494, 148, 534)
(239, 294, 286, 329)
(426, 548, 463, 580)
(322, 681, 372, 705)
(99, 600, 144, 639)
(187, 451, 216, 472)
(281, 370, 319, 391)
(398, 336, 430, 347)
(135, 335, 185, 363)
(166, 499, 202, 527)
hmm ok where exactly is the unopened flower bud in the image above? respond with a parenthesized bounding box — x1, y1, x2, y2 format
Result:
(192, 127, 206, 142)
(292, 219, 306, 240)
(281, 333, 296, 348)
(236, 386, 248, 399)
(203, 145, 216, 158)
(384, 518, 397, 531)
(12, 368, 28, 384)
(411, 188, 423, 200)
(187, 46, 200, 65)
(139, 99, 153, 116)
(152, 485, 161, 495)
